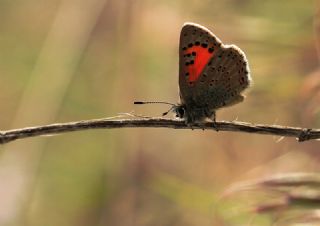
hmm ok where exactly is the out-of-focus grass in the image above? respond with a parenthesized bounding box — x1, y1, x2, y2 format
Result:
(223, 173, 320, 225)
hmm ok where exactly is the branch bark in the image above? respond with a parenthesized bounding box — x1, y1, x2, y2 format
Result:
(0, 117, 319, 144)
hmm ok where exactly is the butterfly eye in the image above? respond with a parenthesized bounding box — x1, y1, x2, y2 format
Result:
(175, 107, 185, 118)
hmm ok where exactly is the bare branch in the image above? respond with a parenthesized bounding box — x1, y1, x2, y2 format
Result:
(0, 117, 319, 144)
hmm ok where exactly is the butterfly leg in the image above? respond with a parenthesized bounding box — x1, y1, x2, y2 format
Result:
(204, 108, 218, 131)
(185, 115, 195, 130)
(209, 111, 219, 131)
(187, 119, 205, 131)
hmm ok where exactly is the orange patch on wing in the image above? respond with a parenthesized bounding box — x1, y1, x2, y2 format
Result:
(184, 46, 214, 82)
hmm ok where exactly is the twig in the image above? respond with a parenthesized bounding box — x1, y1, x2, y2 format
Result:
(0, 117, 319, 144)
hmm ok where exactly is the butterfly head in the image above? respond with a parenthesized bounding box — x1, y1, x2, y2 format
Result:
(173, 105, 185, 119)
(174, 103, 215, 124)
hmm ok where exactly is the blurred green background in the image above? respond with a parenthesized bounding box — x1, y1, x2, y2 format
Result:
(0, 0, 319, 225)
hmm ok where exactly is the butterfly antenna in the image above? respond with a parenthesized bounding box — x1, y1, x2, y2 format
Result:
(162, 106, 175, 116)
(134, 101, 176, 116)
(134, 101, 175, 106)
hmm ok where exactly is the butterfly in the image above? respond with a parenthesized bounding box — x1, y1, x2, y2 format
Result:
(135, 22, 251, 126)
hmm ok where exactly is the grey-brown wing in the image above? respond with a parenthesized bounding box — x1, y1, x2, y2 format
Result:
(193, 44, 251, 110)
(178, 22, 223, 106)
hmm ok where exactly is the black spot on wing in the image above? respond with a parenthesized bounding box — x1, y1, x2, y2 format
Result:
(201, 43, 208, 48)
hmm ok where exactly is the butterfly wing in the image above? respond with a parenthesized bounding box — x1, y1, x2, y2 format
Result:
(179, 23, 251, 112)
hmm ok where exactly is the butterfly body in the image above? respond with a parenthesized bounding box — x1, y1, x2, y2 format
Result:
(176, 22, 251, 125)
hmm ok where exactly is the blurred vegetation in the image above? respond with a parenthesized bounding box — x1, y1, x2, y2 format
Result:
(0, 0, 319, 226)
